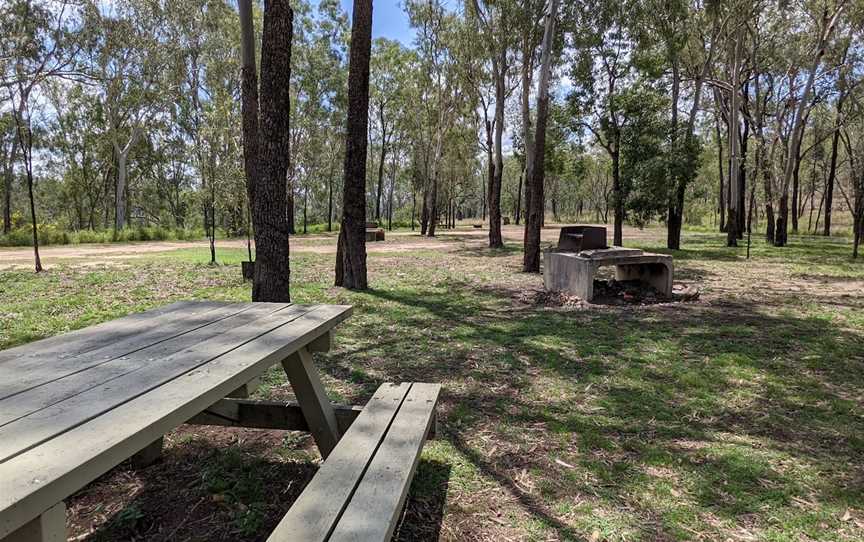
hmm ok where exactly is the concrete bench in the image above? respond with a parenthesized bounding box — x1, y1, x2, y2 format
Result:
(268, 382, 441, 542)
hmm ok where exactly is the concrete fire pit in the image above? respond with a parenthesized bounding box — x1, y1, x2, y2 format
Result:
(543, 247, 673, 302)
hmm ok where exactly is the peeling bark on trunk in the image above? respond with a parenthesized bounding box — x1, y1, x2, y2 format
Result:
(726, 24, 743, 247)
(2, 133, 17, 235)
(792, 145, 801, 233)
(519, 29, 535, 231)
(488, 48, 506, 249)
(239, 0, 259, 209)
(375, 106, 387, 222)
(824, 120, 842, 237)
(523, 0, 557, 272)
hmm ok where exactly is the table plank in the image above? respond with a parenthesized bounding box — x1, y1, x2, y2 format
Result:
(0, 303, 352, 538)
(0, 301, 252, 400)
(0, 303, 310, 463)
(0, 302, 290, 428)
(0, 301, 224, 366)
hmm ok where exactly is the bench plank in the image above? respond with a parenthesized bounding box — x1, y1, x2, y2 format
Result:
(0, 304, 352, 538)
(266, 383, 412, 542)
(0, 303, 314, 463)
(0, 301, 251, 400)
(328, 383, 441, 542)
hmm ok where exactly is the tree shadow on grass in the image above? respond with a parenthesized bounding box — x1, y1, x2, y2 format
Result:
(71, 433, 450, 542)
(394, 459, 452, 542)
(344, 280, 864, 539)
(72, 436, 317, 542)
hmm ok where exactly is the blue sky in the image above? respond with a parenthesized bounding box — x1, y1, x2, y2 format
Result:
(339, 0, 416, 46)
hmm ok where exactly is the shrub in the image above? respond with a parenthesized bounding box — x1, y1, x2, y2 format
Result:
(0, 225, 208, 247)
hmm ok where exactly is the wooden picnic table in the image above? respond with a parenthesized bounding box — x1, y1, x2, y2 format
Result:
(0, 301, 352, 541)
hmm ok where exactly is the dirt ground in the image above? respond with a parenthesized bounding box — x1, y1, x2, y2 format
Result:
(3, 223, 863, 541)
(0, 223, 677, 270)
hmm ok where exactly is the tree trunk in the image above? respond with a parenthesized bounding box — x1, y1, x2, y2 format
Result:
(286, 180, 295, 235)
(612, 143, 623, 246)
(335, 0, 372, 290)
(737, 119, 748, 237)
(327, 164, 334, 232)
(776, 193, 788, 246)
(115, 147, 128, 230)
(716, 115, 726, 232)
(514, 170, 523, 225)
(666, 60, 683, 250)
(854, 192, 862, 258)
(387, 148, 396, 230)
(823, 125, 841, 237)
(2, 134, 17, 235)
(726, 24, 743, 247)
(519, 31, 535, 231)
(485, 120, 494, 226)
(411, 186, 416, 231)
(427, 171, 438, 237)
(523, 0, 557, 272)
(248, 0, 293, 302)
(12, 90, 42, 271)
(420, 182, 429, 235)
(25, 158, 41, 272)
(764, 168, 775, 244)
(488, 48, 506, 249)
(791, 145, 801, 232)
(375, 107, 386, 222)
(239, 0, 259, 218)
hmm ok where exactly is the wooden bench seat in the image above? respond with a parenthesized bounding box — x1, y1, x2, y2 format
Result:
(268, 382, 441, 542)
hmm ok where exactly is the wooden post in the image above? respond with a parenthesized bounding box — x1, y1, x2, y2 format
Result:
(228, 377, 261, 398)
(307, 330, 333, 353)
(130, 437, 163, 469)
(281, 347, 341, 459)
(4, 502, 65, 542)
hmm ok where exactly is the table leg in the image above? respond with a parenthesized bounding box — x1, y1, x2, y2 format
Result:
(281, 347, 341, 459)
(130, 437, 163, 468)
(3, 502, 65, 542)
(228, 377, 261, 398)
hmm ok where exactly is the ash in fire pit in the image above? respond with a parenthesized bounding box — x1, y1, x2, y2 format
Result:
(543, 226, 675, 303)
(592, 279, 663, 304)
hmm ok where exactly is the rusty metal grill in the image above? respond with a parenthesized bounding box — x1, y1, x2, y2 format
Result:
(556, 226, 608, 252)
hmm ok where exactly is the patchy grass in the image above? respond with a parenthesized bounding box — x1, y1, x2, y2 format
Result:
(1, 227, 863, 541)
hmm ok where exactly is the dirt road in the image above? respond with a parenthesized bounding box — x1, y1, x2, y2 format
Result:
(0, 224, 665, 270)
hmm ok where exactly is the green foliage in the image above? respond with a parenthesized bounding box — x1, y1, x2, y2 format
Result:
(0, 225, 206, 247)
(618, 86, 670, 226)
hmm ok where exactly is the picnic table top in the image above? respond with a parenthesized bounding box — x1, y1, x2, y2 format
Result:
(0, 300, 352, 538)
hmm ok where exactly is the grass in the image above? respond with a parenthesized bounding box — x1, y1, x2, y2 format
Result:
(1, 226, 863, 541)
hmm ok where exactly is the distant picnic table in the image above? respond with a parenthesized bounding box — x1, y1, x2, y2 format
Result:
(0, 301, 440, 542)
